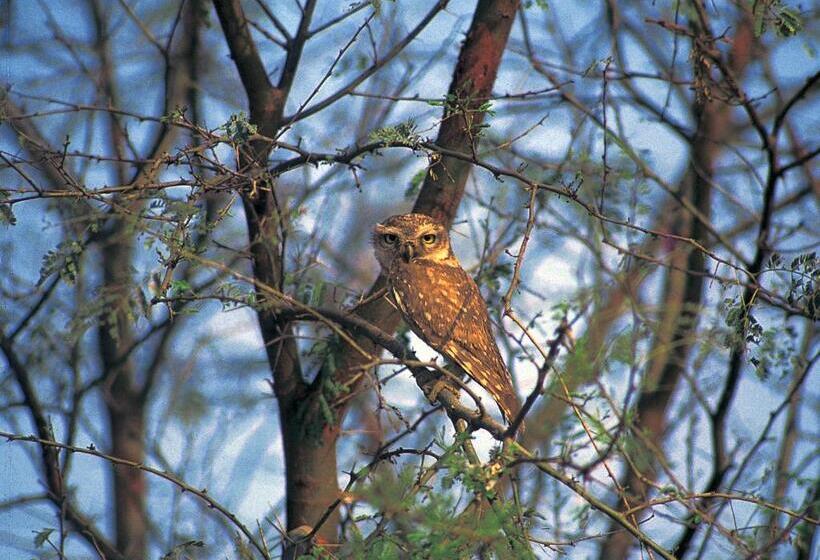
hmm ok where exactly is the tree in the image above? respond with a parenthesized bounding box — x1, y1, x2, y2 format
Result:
(1, 1, 817, 558)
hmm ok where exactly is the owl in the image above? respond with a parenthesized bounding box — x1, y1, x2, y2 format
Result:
(373, 213, 521, 427)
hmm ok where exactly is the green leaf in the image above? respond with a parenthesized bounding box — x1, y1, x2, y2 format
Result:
(775, 6, 802, 36)
(175, 387, 208, 426)
(38, 240, 84, 285)
(405, 168, 427, 199)
(477, 100, 495, 115)
(752, 1, 804, 37)
(169, 279, 192, 296)
(161, 539, 204, 560)
(318, 393, 334, 426)
(369, 120, 420, 145)
(0, 202, 15, 226)
(33, 527, 54, 548)
(160, 105, 187, 124)
(609, 330, 633, 365)
(219, 112, 258, 144)
(604, 128, 641, 166)
(523, 0, 549, 10)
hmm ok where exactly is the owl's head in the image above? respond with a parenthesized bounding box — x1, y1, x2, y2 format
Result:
(373, 213, 456, 270)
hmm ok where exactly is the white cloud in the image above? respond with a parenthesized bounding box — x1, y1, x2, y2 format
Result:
(205, 307, 264, 353)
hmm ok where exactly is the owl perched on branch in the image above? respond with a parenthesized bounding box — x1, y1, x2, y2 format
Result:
(373, 213, 521, 427)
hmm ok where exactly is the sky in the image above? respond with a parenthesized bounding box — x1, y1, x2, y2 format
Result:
(1, 0, 818, 558)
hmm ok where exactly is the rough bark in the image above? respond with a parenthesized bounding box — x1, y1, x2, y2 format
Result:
(325, 12, 523, 543)
(337, 0, 520, 388)
(98, 229, 147, 560)
(213, 0, 519, 544)
(412, 0, 520, 224)
(91, 3, 145, 526)
(211, 0, 344, 543)
(92, 1, 197, 555)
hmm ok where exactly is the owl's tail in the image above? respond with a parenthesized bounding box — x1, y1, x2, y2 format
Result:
(498, 392, 526, 437)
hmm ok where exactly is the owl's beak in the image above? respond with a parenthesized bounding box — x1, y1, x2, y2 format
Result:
(401, 242, 416, 262)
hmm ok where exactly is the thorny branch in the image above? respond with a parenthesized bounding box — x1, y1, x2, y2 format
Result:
(2, 1, 817, 557)
(0, 431, 272, 560)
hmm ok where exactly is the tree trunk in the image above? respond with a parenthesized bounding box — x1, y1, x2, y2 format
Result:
(599, 16, 753, 559)
(100, 224, 147, 559)
(213, 0, 520, 544)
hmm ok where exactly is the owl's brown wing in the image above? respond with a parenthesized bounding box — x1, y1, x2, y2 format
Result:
(388, 261, 466, 346)
(389, 261, 520, 423)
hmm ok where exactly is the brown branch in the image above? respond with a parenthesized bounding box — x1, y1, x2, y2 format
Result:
(0, 333, 127, 560)
(212, 0, 283, 134)
(776, 145, 820, 178)
(673, 9, 785, 556)
(277, 0, 317, 94)
(306, 1, 370, 39)
(114, 0, 165, 54)
(773, 69, 820, 135)
(413, 0, 519, 225)
(211, 0, 342, 544)
(600, 11, 755, 559)
(1, 98, 82, 192)
(0, 430, 271, 560)
(281, 1, 450, 126)
(251, 0, 291, 41)
(510, 445, 679, 560)
(764, 325, 815, 549)
(621, 492, 818, 525)
(504, 317, 570, 438)
(7, 277, 61, 341)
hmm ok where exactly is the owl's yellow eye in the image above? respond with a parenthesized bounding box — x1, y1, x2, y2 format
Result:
(382, 233, 398, 245)
(421, 233, 436, 244)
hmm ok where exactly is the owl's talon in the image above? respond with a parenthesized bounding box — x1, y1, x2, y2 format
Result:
(425, 378, 457, 405)
(562, 327, 576, 352)
(560, 324, 576, 352)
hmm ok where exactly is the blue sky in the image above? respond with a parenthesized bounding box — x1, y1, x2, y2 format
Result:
(1, 1, 818, 558)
